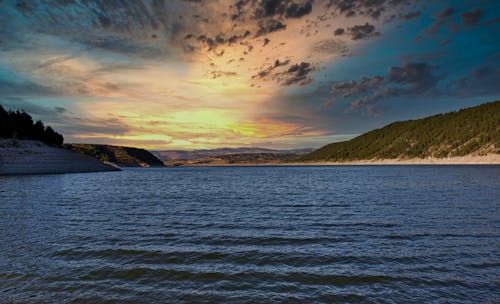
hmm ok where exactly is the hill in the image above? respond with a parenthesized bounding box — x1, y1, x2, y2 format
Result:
(153, 147, 313, 161)
(65, 144, 164, 167)
(164, 152, 301, 166)
(300, 101, 500, 162)
(0, 139, 119, 175)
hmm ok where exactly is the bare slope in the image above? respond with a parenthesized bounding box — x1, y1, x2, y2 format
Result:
(65, 144, 164, 167)
(0, 139, 119, 175)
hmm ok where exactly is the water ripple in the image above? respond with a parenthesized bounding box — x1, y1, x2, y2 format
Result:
(0, 166, 499, 303)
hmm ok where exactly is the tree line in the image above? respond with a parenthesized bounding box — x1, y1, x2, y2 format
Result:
(0, 105, 64, 146)
(299, 100, 500, 161)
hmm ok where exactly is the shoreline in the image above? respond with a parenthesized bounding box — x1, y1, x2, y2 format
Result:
(165, 154, 500, 167)
(0, 139, 120, 175)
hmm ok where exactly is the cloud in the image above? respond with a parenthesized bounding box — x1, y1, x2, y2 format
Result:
(447, 65, 500, 97)
(334, 27, 345, 35)
(0, 79, 57, 97)
(7, 0, 495, 149)
(251, 0, 314, 19)
(285, 1, 313, 18)
(387, 62, 441, 92)
(282, 62, 314, 86)
(256, 19, 287, 36)
(348, 23, 379, 40)
(54, 106, 67, 114)
(330, 62, 444, 113)
(400, 11, 421, 20)
(312, 39, 348, 55)
(434, 7, 455, 19)
(253, 59, 315, 86)
(1, 98, 61, 116)
(61, 117, 132, 138)
(331, 76, 384, 98)
(425, 7, 456, 35)
(326, 0, 410, 19)
(461, 7, 484, 26)
(439, 39, 452, 47)
(0, 98, 131, 137)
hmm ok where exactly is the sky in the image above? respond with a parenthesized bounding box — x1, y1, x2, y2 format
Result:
(0, 0, 499, 150)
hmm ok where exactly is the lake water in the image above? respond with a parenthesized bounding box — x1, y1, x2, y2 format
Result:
(0, 166, 499, 303)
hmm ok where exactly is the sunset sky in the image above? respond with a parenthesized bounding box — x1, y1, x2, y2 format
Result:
(1, 0, 499, 150)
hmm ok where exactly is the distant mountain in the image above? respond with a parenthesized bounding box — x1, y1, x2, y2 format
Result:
(300, 101, 500, 162)
(153, 147, 313, 161)
(65, 144, 164, 167)
(164, 152, 302, 166)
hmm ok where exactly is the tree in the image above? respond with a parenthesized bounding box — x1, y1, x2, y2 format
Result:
(0, 104, 64, 145)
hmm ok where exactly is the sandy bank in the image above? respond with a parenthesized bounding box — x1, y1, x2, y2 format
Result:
(290, 154, 500, 166)
(0, 139, 120, 175)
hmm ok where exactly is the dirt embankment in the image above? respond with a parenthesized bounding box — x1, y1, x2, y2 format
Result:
(0, 139, 120, 175)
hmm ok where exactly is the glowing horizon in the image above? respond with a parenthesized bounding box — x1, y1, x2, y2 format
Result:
(1, 1, 499, 150)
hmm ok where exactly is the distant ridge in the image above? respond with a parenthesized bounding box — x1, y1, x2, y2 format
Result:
(153, 147, 313, 161)
(300, 101, 500, 162)
(65, 144, 164, 167)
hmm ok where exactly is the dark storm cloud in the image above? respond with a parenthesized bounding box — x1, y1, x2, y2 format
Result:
(348, 23, 378, 40)
(461, 7, 484, 26)
(330, 62, 444, 112)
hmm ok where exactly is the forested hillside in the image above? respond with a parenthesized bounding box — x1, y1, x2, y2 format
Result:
(0, 105, 64, 145)
(300, 101, 500, 162)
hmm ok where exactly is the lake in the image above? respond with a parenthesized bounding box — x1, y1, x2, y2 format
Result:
(0, 166, 499, 303)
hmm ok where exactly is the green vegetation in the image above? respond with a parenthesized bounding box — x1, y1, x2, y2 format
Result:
(64, 144, 164, 167)
(300, 101, 500, 162)
(0, 105, 64, 145)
